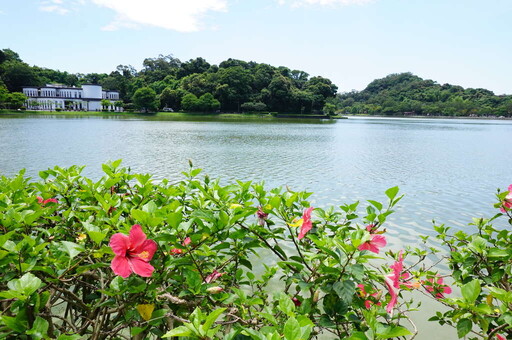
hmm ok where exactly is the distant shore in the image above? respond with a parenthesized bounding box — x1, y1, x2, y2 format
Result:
(346, 113, 512, 120)
(1, 110, 510, 121)
(0, 110, 341, 120)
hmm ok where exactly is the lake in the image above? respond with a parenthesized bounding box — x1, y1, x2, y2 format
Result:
(1, 114, 511, 338)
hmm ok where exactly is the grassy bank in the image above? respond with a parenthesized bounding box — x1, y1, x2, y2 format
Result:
(0, 110, 339, 120)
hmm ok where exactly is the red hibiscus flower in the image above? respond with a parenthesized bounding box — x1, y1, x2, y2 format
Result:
(297, 207, 314, 240)
(358, 234, 387, 254)
(109, 224, 157, 278)
(37, 196, 58, 205)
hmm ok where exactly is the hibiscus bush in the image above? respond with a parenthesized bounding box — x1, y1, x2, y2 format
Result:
(0, 161, 509, 339)
(429, 186, 512, 340)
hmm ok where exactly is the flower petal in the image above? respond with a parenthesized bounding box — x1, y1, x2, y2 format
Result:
(111, 255, 131, 278)
(110, 233, 129, 256)
(371, 235, 387, 248)
(129, 224, 147, 252)
(139, 239, 158, 261)
(129, 257, 155, 277)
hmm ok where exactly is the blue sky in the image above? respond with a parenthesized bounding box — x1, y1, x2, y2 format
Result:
(1, 0, 511, 94)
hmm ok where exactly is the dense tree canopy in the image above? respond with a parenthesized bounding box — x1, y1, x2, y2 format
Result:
(0, 49, 337, 113)
(1, 49, 510, 116)
(336, 72, 512, 117)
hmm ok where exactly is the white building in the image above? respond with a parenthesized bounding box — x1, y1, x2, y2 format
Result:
(22, 84, 121, 111)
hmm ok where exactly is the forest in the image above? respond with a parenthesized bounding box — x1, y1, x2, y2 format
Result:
(337, 72, 512, 117)
(1, 48, 511, 116)
(0, 48, 337, 114)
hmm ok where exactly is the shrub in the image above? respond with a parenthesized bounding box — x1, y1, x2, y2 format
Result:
(0, 162, 510, 339)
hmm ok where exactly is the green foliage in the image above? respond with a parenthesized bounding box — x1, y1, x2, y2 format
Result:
(132, 87, 158, 113)
(0, 162, 510, 339)
(0, 161, 434, 339)
(0, 49, 338, 113)
(431, 189, 512, 340)
(338, 72, 512, 117)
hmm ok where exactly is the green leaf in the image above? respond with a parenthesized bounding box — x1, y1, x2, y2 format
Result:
(376, 325, 412, 338)
(1, 315, 27, 333)
(26, 317, 49, 339)
(333, 280, 356, 304)
(167, 212, 183, 228)
(346, 331, 368, 340)
(269, 196, 281, 209)
(61, 241, 84, 259)
(203, 308, 226, 332)
(7, 272, 42, 296)
(456, 318, 472, 338)
(385, 186, 399, 200)
(488, 248, 509, 259)
(185, 270, 202, 292)
(461, 279, 481, 304)
(162, 326, 193, 338)
(57, 335, 82, 340)
(278, 294, 295, 316)
(323, 293, 347, 316)
(367, 200, 383, 211)
(283, 317, 301, 340)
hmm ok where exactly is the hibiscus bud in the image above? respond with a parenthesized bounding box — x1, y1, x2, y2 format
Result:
(313, 290, 320, 303)
(291, 297, 301, 307)
(206, 286, 223, 294)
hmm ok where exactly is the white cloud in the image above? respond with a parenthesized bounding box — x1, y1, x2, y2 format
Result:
(39, 0, 70, 14)
(277, 0, 374, 7)
(38, 0, 83, 15)
(91, 0, 228, 32)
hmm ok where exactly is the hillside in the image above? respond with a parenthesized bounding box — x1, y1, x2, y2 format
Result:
(336, 72, 512, 117)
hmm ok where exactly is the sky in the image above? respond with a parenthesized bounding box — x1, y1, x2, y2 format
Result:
(1, 0, 511, 94)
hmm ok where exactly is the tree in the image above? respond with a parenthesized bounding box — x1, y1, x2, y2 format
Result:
(160, 87, 185, 110)
(322, 103, 336, 115)
(241, 101, 267, 112)
(181, 93, 199, 111)
(101, 99, 112, 111)
(7, 92, 27, 109)
(0, 61, 40, 92)
(132, 87, 158, 113)
(197, 93, 220, 112)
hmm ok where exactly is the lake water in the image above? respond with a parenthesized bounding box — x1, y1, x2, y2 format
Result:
(1, 114, 511, 338)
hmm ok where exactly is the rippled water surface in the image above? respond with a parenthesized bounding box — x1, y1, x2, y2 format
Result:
(1, 114, 511, 338)
(2, 115, 510, 236)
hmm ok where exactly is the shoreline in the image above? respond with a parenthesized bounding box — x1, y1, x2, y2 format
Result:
(346, 113, 512, 121)
(1, 110, 511, 121)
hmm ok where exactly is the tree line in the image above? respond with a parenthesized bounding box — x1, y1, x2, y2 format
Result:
(336, 72, 512, 117)
(1, 49, 510, 116)
(0, 49, 338, 113)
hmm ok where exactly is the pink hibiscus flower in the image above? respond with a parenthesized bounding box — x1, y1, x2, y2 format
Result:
(358, 284, 382, 309)
(37, 196, 58, 205)
(297, 207, 314, 240)
(424, 276, 452, 299)
(256, 206, 269, 226)
(109, 224, 158, 278)
(384, 251, 406, 314)
(204, 270, 224, 284)
(496, 334, 506, 340)
(170, 237, 191, 255)
(500, 184, 512, 213)
(358, 234, 387, 254)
